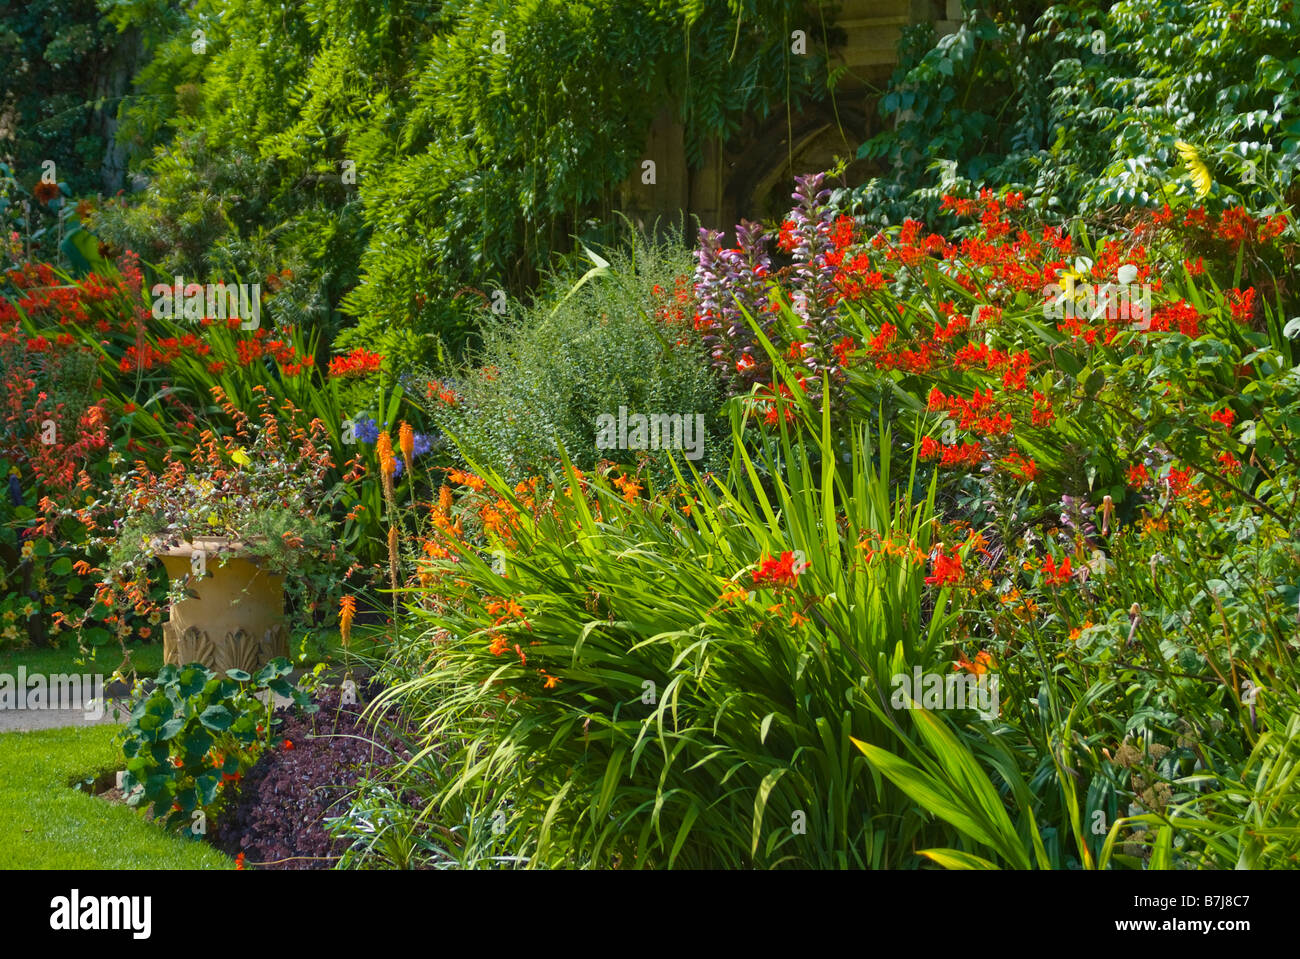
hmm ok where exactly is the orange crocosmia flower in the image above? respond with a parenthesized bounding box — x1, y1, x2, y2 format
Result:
(447, 468, 485, 491)
(540, 670, 560, 690)
(953, 650, 994, 675)
(487, 633, 510, 656)
(719, 585, 749, 604)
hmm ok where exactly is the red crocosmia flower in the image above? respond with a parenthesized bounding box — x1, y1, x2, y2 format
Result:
(736, 354, 756, 373)
(1042, 554, 1072, 587)
(1001, 450, 1038, 483)
(327, 347, 384, 379)
(1127, 463, 1149, 489)
(831, 215, 855, 251)
(777, 220, 798, 253)
(753, 551, 801, 588)
(282, 739, 294, 750)
(1216, 451, 1242, 475)
(924, 547, 963, 587)
(919, 436, 941, 460)
(1209, 408, 1235, 428)
(1226, 287, 1257, 324)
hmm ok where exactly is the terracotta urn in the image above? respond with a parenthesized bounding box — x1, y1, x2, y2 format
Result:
(154, 536, 289, 673)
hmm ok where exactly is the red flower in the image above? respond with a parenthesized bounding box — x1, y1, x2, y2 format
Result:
(1216, 451, 1242, 475)
(777, 220, 798, 253)
(925, 547, 963, 587)
(282, 739, 294, 750)
(753, 551, 801, 589)
(1127, 463, 1149, 489)
(1042, 554, 1072, 587)
(1209, 408, 1235, 428)
(328, 347, 384, 379)
(1226, 287, 1256, 324)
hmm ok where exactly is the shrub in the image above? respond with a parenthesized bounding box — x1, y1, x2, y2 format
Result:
(416, 231, 728, 484)
(853, 0, 1300, 229)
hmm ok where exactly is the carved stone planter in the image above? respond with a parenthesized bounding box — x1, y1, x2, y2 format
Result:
(155, 537, 288, 673)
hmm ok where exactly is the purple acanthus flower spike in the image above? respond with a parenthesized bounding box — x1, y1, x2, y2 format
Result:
(693, 220, 774, 390)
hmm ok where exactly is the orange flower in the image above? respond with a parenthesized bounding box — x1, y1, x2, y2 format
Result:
(376, 431, 395, 478)
(339, 595, 357, 647)
(399, 421, 415, 472)
(954, 650, 994, 675)
(447, 468, 485, 491)
(540, 670, 560, 690)
(487, 633, 510, 656)
(719, 585, 750, 604)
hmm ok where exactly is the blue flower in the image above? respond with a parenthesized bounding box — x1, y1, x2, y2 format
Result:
(353, 414, 379, 444)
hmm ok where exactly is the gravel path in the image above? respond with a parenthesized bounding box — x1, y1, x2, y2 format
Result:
(0, 667, 309, 734)
(0, 698, 132, 733)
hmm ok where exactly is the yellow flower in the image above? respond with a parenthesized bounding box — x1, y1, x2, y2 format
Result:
(1175, 140, 1212, 198)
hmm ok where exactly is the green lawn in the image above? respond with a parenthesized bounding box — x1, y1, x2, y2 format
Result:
(0, 639, 165, 683)
(0, 725, 232, 869)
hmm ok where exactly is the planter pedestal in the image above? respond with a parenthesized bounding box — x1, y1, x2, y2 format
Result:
(156, 539, 289, 673)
